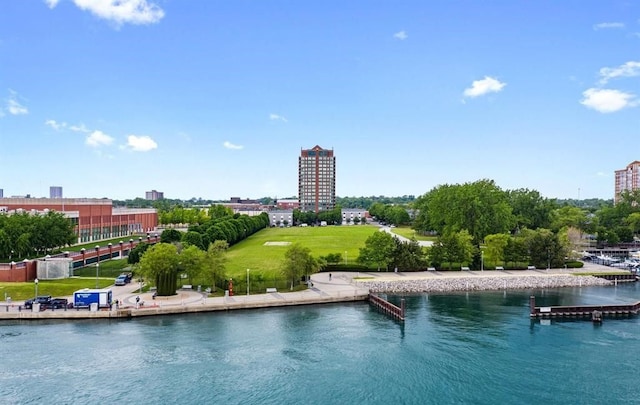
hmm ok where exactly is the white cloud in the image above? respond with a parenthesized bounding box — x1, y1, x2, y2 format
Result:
(580, 88, 637, 113)
(6, 90, 28, 115)
(72, 0, 165, 26)
(69, 123, 90, 133)
(598, 61, 640, 84)
(269, 113, 288, 122)
(393, 31, 408, 40)
(223, 141, 243, 150)
(463, 76, 506, 98)
(126, 135, 157, 152)
(86, 130, 114, 147)
(45, 119, 66, 130)
(44, 0, 60, 8)
(593, 22, 625, 30)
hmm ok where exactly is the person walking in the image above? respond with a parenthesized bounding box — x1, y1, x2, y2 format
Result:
(329, 273, 332, 281)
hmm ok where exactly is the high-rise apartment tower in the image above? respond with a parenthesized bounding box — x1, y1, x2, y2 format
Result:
(614, 160, 640, 204)
(298, 145, 336, 213)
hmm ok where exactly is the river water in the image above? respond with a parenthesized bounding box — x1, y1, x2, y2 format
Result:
(2, 283, 640, 404)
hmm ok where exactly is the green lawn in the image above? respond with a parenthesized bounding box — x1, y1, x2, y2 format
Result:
(73, 258, 131, 278)
(225, 225, 379, 280)
(0, 278, 115, 301)
(390, 226, 436, 242)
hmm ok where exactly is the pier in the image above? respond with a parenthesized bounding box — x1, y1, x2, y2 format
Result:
(529, 296, 640, 319)
(368, 293, 405, 321)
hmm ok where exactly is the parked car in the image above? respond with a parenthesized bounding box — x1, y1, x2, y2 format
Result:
(41, 298, 72, 310)
(114, 275, 128, 286)
(120, 272, 133, 283)
(23, 295, 52, 309)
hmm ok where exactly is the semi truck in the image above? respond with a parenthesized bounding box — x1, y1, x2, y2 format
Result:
(73, 289, 113, 309)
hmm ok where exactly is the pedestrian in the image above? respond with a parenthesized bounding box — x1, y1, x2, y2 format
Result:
(329, 273, 332, 281)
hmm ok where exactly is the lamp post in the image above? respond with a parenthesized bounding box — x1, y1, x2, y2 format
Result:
(119, 241, 124, 258)
(246, 269, 250, 295)
(345, 251, 348, 266)
(81, 248, 86, 266)
(34, 278, 39, 298)
(481, 251, 484, 272)
(95, 245, 100, 288)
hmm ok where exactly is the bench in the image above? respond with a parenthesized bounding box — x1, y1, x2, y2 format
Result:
(527, 266, 536, 270)
(182, 285, 192, 290)
(496, 266, 505, 271)
(427, 267, 436, 271)
(266, 288, 277, 293)
(461, 266, 470, 271)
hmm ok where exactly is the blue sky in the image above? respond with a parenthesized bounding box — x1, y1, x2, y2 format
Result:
(0, 1, 638, 201)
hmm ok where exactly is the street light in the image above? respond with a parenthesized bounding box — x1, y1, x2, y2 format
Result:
(95, 245, 100, 288)
(247, 269, 250, 295)
(481, 251, 484, 272)
(345, 251, 348, 266)
(34, 278, 39, 298)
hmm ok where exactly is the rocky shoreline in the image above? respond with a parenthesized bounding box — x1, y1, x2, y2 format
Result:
(355, 274, 612, 293)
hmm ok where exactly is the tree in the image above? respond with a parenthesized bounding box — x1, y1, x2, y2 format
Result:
(182, 231, 205, 250)
(414, 179, 515, 245)
(128, 242, 150, 265)
(390, 237, 426, 271)
(357, 231, 395, 271)
(205, 240, 228, 291)
(179, 245, 207, 285)
(507, 188, 556, 231)
(161, 228, 182, 244)
(550, 206, 588, 233)
(281, 243, 319, 290)
(483, 233, 510, 267)
(137, 243, 180, 296)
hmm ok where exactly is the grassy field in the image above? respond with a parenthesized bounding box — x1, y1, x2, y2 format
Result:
(73, 258, 131, 278)
(225, 225, 379, 279)
(0, 278, 115, 301)
(390, 226, 437, 242)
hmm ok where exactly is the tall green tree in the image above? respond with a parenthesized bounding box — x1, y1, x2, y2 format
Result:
(179, 245, 207, 285)
(483, 233, 510, 267)
(281, 243, 319, 290)
(205, 240, 228, 291)
(357, 231, 395, 271)
(390, 237, 426, 271)
(414, 179, 515, 245)
(137, 243, 180, 296)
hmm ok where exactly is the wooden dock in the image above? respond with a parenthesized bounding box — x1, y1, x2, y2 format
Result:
(369, 294, 405, 321)
(529, 296, 640, 319)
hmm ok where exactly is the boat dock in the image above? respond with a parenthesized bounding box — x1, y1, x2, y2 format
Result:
(369, 293, 405, 321)
(529, 296, 640, 319)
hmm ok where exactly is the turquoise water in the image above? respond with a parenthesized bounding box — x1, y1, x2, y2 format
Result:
(2, 283, 640, 404)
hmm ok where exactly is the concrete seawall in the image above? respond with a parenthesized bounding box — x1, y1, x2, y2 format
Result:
(0, 291, 369, 320)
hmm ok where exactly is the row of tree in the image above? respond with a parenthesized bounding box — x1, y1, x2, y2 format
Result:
(0, 212, 76, 260)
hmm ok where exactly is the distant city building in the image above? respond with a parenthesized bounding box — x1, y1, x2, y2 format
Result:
(341, 208, 368, 225)
(269, 210, 293, 227)
(298, 145, 336, 213)
(145, 190, 164, 200)
(276, 199, 300, 210)
(0, 189, 3, 198)
(614, 161, 640, 204)
(0, 197, 157, 243)
(50, 186, 63, 198)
